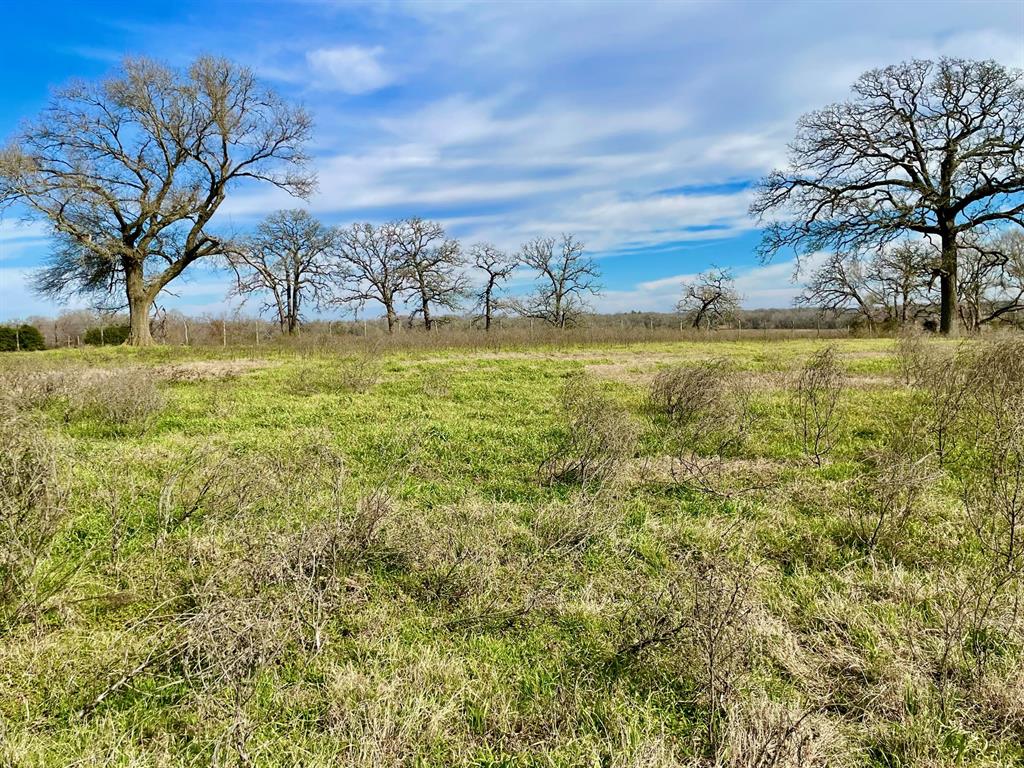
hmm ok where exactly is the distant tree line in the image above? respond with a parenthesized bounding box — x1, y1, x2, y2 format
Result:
(225, 211, 601, 334)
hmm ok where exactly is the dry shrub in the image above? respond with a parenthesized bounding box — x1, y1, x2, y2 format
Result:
(844, 427, 937, 555)
(648, 360, 732, 426)
(650, 361, 761, 497)
(0, 405, 70, 631)
(791, 347, 843, 466)
(3, 365, 164, 429)
(894, 329, 931, 387)
(617, 539, 759, 752)
(75, 368, 165, 428)
(902, 342, 971, 463)
(961, 338, 1024, 573)
(540, 372, 639, 486)
(720, 697, 849, 768)
(932, 565, 1021, 692)
(289, 345, 383, 396)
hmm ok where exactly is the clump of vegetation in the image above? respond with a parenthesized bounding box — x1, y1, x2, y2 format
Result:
(960, 337, 1024, 573)
(844, 437, 936, 555)
(72, 368, 165, 430)
(650, 360, 759, 497)
(289, 346, 383, 396)
(0, 406, 69, 631)
(83, 324, 131, 346)
(0, 324, 45, 352)
(791, 347, 844, 466)
(539, 371, 638, 486)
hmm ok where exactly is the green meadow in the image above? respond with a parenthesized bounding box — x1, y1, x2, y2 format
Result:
(1, 336, 1021, 767)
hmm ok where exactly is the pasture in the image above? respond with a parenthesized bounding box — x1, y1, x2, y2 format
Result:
(0, 336, 1021, 767)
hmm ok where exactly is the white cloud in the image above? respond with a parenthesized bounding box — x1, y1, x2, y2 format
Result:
(306, 46, 393, 94)
(596, 258, 805, 313)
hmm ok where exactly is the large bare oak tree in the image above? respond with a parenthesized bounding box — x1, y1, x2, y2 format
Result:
(0, 56, 313, 345)
(227, 209, 335, 335)
(751, 58, 1024, 335)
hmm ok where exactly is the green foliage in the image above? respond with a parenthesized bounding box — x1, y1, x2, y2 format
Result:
(0, 324, 45, 352)
(83, 324, 131, 346)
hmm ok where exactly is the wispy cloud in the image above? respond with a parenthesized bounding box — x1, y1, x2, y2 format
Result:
(306, 46, 394, 94)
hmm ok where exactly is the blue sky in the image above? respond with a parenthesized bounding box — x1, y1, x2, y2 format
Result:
(1, 0, 1022, 320)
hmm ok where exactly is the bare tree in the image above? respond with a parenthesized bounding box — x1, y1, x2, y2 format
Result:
(227, 210, 335, 335)
(469, 242, 517, 331)
(514, 234, 600, 328)
(957, 229, 1024, 331)
(0, 56, 313, 346)
(799, 244, 933, 328)
(333, 222, 409, 333)
(678, 267, 741, 329)
(396, 218, 466, 331)
(796, 253, 878, 325)
(751, 58, 1024, 336)
(869, 242, 934, 325)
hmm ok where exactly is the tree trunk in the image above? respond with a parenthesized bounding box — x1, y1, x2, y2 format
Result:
(484, 294, 492, 331)
(420, 291, 432, 331)
(939, 233, 959, 336)
(385, 305, 397, 334)
(124, 260, 155, 346)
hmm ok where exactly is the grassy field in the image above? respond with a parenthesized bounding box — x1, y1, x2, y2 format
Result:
(1, 336, 1022, 767)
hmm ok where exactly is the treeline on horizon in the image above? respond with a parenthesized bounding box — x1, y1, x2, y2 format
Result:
(3, 307, 861, 351)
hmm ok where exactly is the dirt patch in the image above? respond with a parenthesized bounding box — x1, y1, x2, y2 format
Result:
(153, 359, 271, 383)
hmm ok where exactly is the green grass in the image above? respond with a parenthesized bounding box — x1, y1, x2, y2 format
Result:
(0, 337, 1021, 767)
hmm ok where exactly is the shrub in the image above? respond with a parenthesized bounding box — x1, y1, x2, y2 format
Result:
(845, 437, 936, 555)
(83, 324, 131, 346)
(617, 544, 759, 752)
(0, 406, 69, 630)
(961, 338, 1024, 572)
(650, 361, 760, 497)
(73, 368, 165, 429)
(289, 346, 383, 396)
(791, 347, 844, 466)
(648, 360, 731, 426)
(0, 324, 46, 352)
(539, 372, 638, 486)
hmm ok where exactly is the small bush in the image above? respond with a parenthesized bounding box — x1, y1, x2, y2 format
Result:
(83, 324, 131, 346)
(845, 438, 936, 555)
(961, 338, 1024, 572)
(617, 543, 759, 752)
(0, 406, 69, 630)
(791, 347, 844, 466)
(289, 346, 383, 396)
(539, 372, 638, 486)
(73, 368, 165, 429)
(648, 360, 731, 426)
(0, 324, 46, 352)
(650, 361, 760, 497)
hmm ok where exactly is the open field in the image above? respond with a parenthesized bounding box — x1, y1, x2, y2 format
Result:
(1, 336, 1022, 767)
